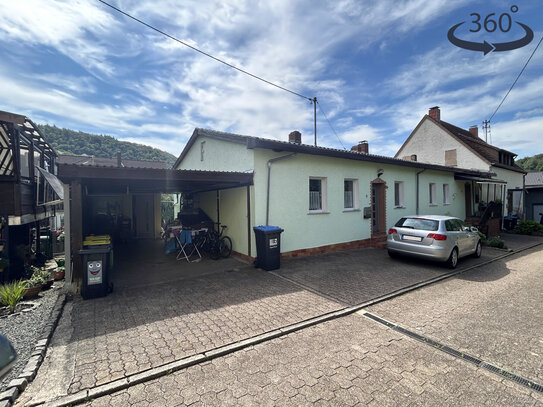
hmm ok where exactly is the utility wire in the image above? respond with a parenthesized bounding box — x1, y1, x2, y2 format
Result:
(489, 35, 543, 122)
(96, 0, 313, 102)
(317, 101, 346, 150)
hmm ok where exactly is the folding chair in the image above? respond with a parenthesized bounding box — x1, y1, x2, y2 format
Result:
(174, 229, 202, 262)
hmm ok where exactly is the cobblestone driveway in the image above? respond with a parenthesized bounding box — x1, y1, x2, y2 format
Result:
(368, 246, 543, 385)
(276, 245, 507, 305)
(17, 268, 341, 406)
(84, 314, 543, 407)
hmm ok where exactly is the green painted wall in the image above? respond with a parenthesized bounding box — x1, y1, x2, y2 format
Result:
(175, 136, 254, 172)
(251, 150, 466, 253)
(179, 138, 468, 255)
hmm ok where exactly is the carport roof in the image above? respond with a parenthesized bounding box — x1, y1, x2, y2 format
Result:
(57, 164, 253, 194)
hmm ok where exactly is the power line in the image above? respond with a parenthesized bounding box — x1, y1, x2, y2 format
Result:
(96, 0, 313, 102)
(489, 35, 543, 122)
(317, 101, 346, 150)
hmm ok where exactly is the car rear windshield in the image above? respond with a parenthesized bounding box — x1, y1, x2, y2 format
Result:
(395, 217, 439, 231)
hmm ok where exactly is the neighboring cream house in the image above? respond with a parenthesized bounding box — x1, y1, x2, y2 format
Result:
(174, 128, 501, 259)
(396, 107, 526, 220)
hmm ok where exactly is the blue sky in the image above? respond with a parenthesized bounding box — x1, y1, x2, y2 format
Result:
(0, 0, 542, 159)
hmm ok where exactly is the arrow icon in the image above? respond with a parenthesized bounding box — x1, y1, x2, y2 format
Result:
(447, 21, 533, 55)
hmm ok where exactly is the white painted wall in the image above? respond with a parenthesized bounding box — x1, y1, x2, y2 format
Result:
(396, 119, 489, 171)
(492, 166, 525, 217)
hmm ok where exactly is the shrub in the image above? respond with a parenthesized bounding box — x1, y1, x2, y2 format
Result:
(0, 280, 27, 313)
(514, 220, 543, 235)
(488, 237, 505, 249)
(26, 274, 47, 288)
(33, 268, 51, 281)
(477, 231, 487, 242)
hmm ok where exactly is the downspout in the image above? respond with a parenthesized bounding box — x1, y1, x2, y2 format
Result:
(522, 173, 526, 220)
(266, 153, 296, 225)
(415, 168, 426, 215)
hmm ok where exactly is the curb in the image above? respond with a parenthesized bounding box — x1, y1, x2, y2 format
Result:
(0, 293, 67, 407)
(28, 242, 543, 406)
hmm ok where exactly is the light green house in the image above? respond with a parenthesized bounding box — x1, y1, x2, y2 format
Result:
(174, 128, 500, 259)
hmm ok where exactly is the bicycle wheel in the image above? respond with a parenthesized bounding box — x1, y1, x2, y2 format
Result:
(219, 236, 232, 258)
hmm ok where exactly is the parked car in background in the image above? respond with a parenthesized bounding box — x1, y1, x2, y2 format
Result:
(0, 334, 16, 380)
(387, 215, 482, 268)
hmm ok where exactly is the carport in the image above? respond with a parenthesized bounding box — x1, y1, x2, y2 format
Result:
(57, 164, 253, 291)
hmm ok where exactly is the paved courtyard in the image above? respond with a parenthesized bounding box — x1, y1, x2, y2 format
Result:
(15, 234, 543, 406)
(368, 246, 543, 385)
(17, 267, 342, 406)
(83, 313, 543, 407)
(275, 241, 518, 305)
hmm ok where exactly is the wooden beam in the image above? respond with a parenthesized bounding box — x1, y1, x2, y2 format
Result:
(71, 181, 83, 290)
(0, 110, 25, 125)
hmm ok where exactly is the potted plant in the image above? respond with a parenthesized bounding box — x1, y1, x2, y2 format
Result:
(0, 280, 26, 314)
(23, 275, 45, 299)
(54, 266, 65, 280)
(35, 268, 54, 289)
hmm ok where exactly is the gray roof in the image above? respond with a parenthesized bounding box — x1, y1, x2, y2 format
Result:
(174, 128, 496, 179)
(57, 154, 169, 169)
(525, 171, 543, 187)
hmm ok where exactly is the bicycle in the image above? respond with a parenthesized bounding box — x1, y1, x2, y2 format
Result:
(193, 223, 232, 259)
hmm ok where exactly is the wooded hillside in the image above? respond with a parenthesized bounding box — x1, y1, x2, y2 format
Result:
(516, 154, 543, 172)
(38, 124, 176, 165)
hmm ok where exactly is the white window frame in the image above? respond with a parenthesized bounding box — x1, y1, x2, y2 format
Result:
(309, 177, 328, 213)
(343, 178, 359, 210)
(394, 181, 405, 208)
(429, 183, 437, 205)
(443, 184, 450, 205)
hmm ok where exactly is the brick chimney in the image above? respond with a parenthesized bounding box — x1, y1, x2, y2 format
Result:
(469, 125, 478, 138)
(429, 106, 440, 121)
(116, 152, 122, 168)
(288, 130, 301, 144)
(351, 140, 369, 154)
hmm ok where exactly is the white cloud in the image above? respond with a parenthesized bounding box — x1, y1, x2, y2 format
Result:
(491, 115, 543, 158)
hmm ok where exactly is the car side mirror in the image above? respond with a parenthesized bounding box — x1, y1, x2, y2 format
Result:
(470, 227, 478, 233)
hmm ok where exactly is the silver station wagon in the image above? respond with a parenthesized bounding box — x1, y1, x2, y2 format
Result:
(387, 215, 482, 268)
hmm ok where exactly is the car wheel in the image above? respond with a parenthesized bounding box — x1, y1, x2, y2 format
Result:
(473, 241, 482, 258)
(446, 247, 458, 269)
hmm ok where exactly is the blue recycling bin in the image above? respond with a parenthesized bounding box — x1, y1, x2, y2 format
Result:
(503, 215, 517, 231)
(253, 226, 283, 271)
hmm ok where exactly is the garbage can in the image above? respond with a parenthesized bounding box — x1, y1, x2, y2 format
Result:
(253, 226, 283, 271)
(40, 228, 53, 259)
(503, 216, 518, 231)
(79, 235, 113, 299)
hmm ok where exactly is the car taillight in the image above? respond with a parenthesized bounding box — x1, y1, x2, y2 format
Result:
(427, 233, 447, 240)
(388, 228, 397, 234)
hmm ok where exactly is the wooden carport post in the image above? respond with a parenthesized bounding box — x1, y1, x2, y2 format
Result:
(70, 181, 83, 291)
(63, 183, 72, 291)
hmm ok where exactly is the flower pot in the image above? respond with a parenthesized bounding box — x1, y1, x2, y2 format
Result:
(23, 285, 41, 299)
(42, 279, 54, 290)
(54, 270, 65, 280)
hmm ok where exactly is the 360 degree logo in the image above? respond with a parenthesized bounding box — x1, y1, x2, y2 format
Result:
(448, 5, 534, 55)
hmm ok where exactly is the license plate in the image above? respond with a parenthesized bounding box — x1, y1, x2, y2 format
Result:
(402, 235, 422, 242)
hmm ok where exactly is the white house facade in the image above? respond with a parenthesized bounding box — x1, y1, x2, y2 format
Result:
(395, 107, 526, 220)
